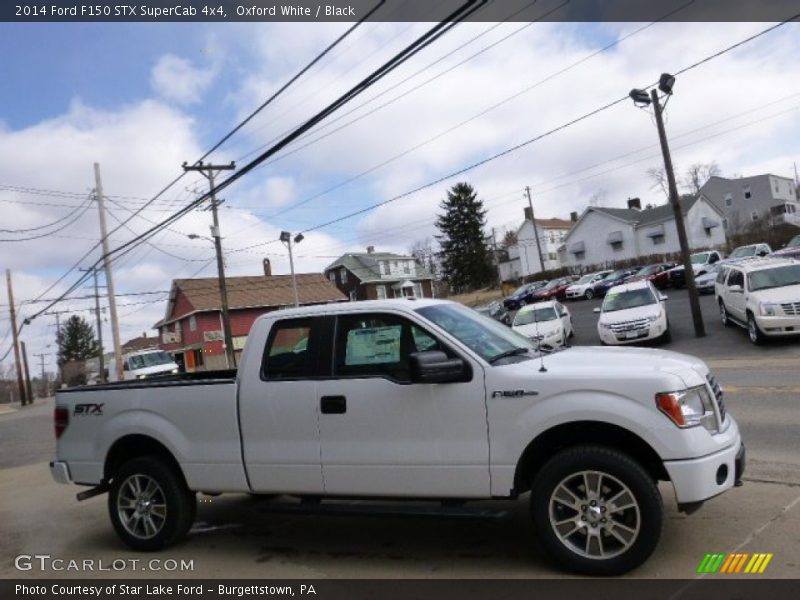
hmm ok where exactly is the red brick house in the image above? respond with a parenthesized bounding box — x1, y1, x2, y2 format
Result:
(155, 272, 346, 371)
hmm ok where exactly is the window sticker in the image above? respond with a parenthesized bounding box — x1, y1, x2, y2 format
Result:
(345, 325, 401, 365)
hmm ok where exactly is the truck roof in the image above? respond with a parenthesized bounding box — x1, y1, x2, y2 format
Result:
(254, 297, 453, 322)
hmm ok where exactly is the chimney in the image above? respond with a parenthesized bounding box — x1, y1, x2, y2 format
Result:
(523, 206, 533, 222)
(570, 211, 578, 222)
(366, 246, 375, 254)
(142, 332, 147, 338)
(627, 197, 642, 210)
(262, 258, 272, 276)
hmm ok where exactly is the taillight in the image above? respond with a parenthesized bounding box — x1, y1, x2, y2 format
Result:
(54, 406, 69, 439)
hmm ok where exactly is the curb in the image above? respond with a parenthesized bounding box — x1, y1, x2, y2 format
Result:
(0, 404, 18, 416)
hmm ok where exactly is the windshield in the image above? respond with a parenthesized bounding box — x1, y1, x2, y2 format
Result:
(127, 351, 174, 370)
(635, 265, 658, 277)
(730, 246, 756, 258)
(603, 270, 626, 281)
(512, 284, 531, 296)
(417, 304, 535, 362)
(513, 306, 558, 326)
(602, 287, 657, 312)
(691, 252, 711, 264)
(748, 265, 800, 291)
(786, 235, 800, 248)
(575, 274, 595, 284)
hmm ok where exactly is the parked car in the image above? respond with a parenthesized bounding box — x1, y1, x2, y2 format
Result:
(694, 264, 721, 295)
(667, 250, 723, 288)
(591, 268, 640, 297)
(625, 263, 676, 289)
(474, 300, 511, 325)
(770, 234, 800, 260)
(715, 257, 800, 344)
(594, 280, 670, 345)
(502, 281, 547, 310)
(511, 300, 573, 350)
(564, 270, 612, 300)
(530, 276, 577, 302)
(726, 243, 772, 260)
(51, 298, 744, 576)
(109, 349, 179, 381)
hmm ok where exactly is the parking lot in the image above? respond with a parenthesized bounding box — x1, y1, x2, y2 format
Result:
(1, 288, 799, 580)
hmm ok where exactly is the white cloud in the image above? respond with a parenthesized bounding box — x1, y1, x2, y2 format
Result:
(150, 54, 218, 105)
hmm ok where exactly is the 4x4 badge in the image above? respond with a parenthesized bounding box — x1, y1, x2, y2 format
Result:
(491, 390, 539, 398)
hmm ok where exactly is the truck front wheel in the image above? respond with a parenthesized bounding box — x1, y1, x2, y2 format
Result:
(530, 445, 663, 575)
(108, 456, 196, 551)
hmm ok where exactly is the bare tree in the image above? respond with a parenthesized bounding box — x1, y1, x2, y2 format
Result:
(588, 188, 607, 207)
(502, 229, 518, 248)
(409, 237, 439, 278)
(646, 167, 670, 199)
(682, 161, 721, 194)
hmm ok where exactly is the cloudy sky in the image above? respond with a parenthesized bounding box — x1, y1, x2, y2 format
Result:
(0, 16, 798, 370)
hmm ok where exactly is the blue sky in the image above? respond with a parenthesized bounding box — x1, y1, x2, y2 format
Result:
(0, 20, 798, 366)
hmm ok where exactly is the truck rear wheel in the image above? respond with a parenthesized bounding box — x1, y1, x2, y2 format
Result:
(108, 456, 196, 551)
(530, 445, 663, 575)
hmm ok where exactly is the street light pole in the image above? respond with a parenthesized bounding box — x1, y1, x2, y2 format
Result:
(649, 88, 705, 338)
(280, 231, 302, 308)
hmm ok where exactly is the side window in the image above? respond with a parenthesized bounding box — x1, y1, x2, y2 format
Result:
(727, 270, 744, 289)
(334, 314, 444, 382)
(263, 318, 315, 380)
(716, 267, 728, 284)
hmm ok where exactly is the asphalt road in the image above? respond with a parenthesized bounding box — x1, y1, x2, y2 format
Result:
(1, 293, 798, 578)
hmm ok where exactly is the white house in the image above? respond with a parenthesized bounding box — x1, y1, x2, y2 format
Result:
(699, 174, 799, 231)
(560, 196, 726, 270)
(499, 208, 573, 280)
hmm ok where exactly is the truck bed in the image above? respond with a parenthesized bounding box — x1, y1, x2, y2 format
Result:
(58, 369, 238, 394)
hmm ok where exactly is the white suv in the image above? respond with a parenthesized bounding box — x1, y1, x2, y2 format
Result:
(595, 281, 670, 345)
(715, 257, 800, 344)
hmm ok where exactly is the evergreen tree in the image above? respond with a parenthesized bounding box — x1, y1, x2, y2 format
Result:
(435, 182, 494, 292)
(56, 315, 99, 367)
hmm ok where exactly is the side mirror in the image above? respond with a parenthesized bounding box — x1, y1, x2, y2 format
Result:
(660, 294, 668, 301)
(757, 250, 768, 257)
(729, 284, 743, 294)
(410, 351, 466, 384)
(593, 307, 601, 313)
(709, 255, 719, 264)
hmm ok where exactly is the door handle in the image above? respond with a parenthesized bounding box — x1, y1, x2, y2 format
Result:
(320, 395, 346, 414)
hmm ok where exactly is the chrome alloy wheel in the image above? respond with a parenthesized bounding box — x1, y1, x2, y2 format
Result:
(116, 474, 168, 539)
(548, 470, 641, 560)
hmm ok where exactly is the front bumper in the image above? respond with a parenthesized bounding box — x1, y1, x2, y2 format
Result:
(754, 314, 800, 336)
(664, 436, 745, 504)
(50, 460, 72, 485)
(598, 322, 665, 345)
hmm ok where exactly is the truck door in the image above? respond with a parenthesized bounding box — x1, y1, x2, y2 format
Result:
(726, 268, 747, 321)
(238, 317, 324, 494)
(316, 312, 489, 497)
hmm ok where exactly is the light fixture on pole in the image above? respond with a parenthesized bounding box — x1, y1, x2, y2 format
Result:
(628, 73, 705, 338)
(280, 231, 304, 307)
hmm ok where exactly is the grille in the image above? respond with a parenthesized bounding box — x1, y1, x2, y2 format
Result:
(609, 318, 649, 333)
(706, 373, 726, 423)
(780, 302, 800, 316)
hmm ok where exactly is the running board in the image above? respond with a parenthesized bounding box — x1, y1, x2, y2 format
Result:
(254, 501, 511, 520)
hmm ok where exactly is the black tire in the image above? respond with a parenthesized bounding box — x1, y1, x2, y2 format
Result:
(108, 456, 196, 551)
(585, 289, 594, 300)
(718, 299, 730, 327)
(530, 445, 663, 576)
(747, 312, 766, 345)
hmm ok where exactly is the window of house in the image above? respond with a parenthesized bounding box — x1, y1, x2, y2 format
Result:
(548, 252, 557, 261)
(328, 271, 336, 283)
(340, 269, 347, 284)
(610, 241, 623, 251)
(722, 218, 728, 230)
(376, 285, 387, 300)
(262, 318, 315, 380)
(724, 193, 733, 207)
(189, 315, 197, 332)
(743, 186, 752, 199)
(751, 210, 759, 221)
(652, 234, 665, 245)
(403, 262, 411, 275)
(349, 290, 357, 301)
(192, 348, 204, 368)
(775, 181, 780, 193)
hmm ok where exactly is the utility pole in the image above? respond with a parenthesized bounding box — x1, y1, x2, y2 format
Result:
(34, 353, 48, 398)
(94, 163, 124, 380)
(650, 88, 705, 337)
(48, 311, 63, 386)
(490, 227, 504, 293)
(524, 186, 546, 275)
(182, 160, 236, 368)
(80, 267, 105, 383)
(6, 270, 27, 406)
(20, 341, 33, 404)
(280, 231, 304, 308)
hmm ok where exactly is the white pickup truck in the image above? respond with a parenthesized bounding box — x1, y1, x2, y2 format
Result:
(51, 299, 744, 575)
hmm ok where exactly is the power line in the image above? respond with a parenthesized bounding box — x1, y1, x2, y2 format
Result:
(0, 194, 93, 242)
(0, 194, 93, 233)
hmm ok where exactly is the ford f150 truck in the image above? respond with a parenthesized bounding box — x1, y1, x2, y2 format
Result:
(51, 299, 744, 575)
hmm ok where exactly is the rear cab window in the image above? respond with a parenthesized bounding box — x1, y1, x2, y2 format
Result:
(262, 318, 317, 380)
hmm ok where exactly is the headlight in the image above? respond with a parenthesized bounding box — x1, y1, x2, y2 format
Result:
(759, 302, 778, 316)
(136, 374, 147, 380)
(655, 386, 716, 430)
(598, 321, 611, 329)
(645, 314, 660, 322)
(171, 368, 179, 374)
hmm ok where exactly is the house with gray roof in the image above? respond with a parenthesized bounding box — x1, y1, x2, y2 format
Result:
(324, 247, 434, 301)
(698, 174, 799, 232)
(560, 196, 726, 270)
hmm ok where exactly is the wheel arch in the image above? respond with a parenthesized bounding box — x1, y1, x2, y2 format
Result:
(512, 421, 668, 495)
(104, 434, 186, 486)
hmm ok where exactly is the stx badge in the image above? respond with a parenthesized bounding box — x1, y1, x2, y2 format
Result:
(73, 403, 104, 416)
